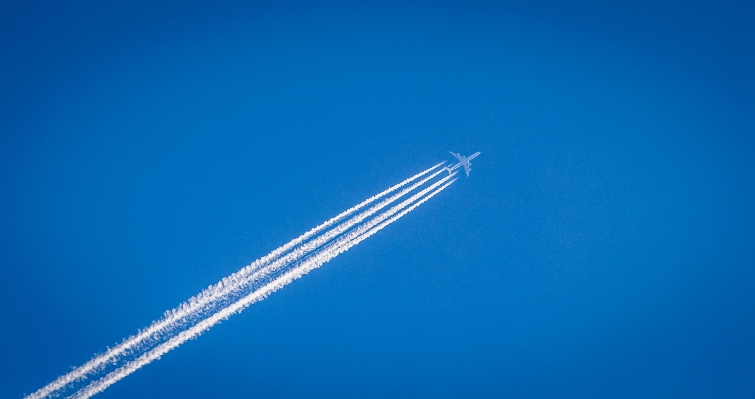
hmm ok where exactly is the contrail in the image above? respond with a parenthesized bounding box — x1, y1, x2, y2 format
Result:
(204, 168, 449, 302)
(70, 176, 457, 399)
(150, 166, 449, 332)
(24, 164, 454, 399)
(144, 166, 449, 344)
(23, 162, 444, 399)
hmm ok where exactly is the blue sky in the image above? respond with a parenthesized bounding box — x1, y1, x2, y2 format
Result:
(2, 2, 754, 398)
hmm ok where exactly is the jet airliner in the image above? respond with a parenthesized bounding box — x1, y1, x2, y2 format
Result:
(446, 151, 481, 177)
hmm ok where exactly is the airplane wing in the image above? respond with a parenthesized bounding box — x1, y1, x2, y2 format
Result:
(462, 163, 471, 177)
(449, 151, 465, 162)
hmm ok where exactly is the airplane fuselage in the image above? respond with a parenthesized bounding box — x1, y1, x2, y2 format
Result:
(447, 151, 481, 177)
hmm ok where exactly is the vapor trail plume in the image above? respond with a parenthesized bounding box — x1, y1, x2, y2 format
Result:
(23, 162, 444, 399)
(69, 176, 457, 399)
(24, 163, 453, 399)
(123, 166, 449, 348)
(138, 166, 448, 342)
(214, 168, 449, 296)
(154, 165, 448, 329)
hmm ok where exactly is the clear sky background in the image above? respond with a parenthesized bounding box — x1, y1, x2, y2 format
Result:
(2, 2, 754, 398)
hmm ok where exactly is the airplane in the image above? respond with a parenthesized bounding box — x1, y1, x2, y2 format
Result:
(445, 151, 481, 177)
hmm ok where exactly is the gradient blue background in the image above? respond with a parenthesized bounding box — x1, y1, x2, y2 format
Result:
(2, 2, 754, 398)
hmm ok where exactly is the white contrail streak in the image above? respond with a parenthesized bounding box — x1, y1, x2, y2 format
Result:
(24, 164, 454, 399)
(70, 177, 457, 399)
(154, 166, 449, 329)
(149, 166, 449, 336)
(209, 168, 448, 299)
(24, 162, 444, 399)
(173, 165, 447, 315)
